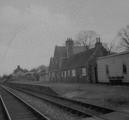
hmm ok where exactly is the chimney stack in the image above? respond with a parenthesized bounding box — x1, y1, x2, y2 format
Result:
(95, 37, 102, 48)
(66, 38, 74, 58)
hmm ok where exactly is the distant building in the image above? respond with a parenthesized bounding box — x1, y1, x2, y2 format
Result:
(12, 65, 28, 77)
(38, 70, 49, 81)
(36, 67, 49, 81)
(31, 65, 49, 81)
(12, 65, 36, 81)
(97, 51, 129, 84)
(49, 37, 108, 83)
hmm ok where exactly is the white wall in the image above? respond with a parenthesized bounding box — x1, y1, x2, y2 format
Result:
(97, 53, 129, 83)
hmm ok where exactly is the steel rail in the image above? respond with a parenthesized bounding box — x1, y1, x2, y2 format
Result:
(1, 85, 50, 120)
(0, 95, 12, 120)
(6, 85, 114, 120)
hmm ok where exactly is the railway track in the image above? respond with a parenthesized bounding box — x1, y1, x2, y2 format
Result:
(4, 85, 116, 120)
(0, 86, 50, 120)
(0, 95, 11, 120)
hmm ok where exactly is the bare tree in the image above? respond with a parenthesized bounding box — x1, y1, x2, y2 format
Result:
(118, 25, 129, 50)
(103, 41, 115, 54)
(75, 30, 99, 50)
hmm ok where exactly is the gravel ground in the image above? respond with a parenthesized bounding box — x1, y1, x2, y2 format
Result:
(8, 88, 90, 120)
(35, 83, 129, 111)
(10, 82, 129, 111)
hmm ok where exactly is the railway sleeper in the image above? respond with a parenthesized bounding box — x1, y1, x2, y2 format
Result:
(6, 86, 115, 119)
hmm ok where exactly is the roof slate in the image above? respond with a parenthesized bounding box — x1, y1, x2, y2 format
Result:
(54, 46, 67, 58)
(50, 41, 108, 71)
(61, 48, 95, 69)
(61, 45, 108, 70)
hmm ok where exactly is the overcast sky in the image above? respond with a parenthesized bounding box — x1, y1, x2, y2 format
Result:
(0, 0, 129, 75)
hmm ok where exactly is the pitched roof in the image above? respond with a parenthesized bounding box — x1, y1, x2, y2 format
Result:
(54, 46, 67, 58)
(54, 45, 86, 58)
(61, 44, 108, 70)
(48, 57, 59, 71)
(73, 46, 86, 54)
(61, 48, 95, 69)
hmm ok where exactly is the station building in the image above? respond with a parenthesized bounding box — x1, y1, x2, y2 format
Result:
(49, 37, 108, 83)
(49, 38, 86, 81)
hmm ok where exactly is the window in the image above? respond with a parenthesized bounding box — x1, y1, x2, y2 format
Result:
(106, 65, 109, 75)
(68, 70, 70, 76)
(64, 71, 67, 77)
(123, 64, 127, 74)
(72, 69, 76, 77)
(82, 68, 87, 76)
(52, 72, 55, 77)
